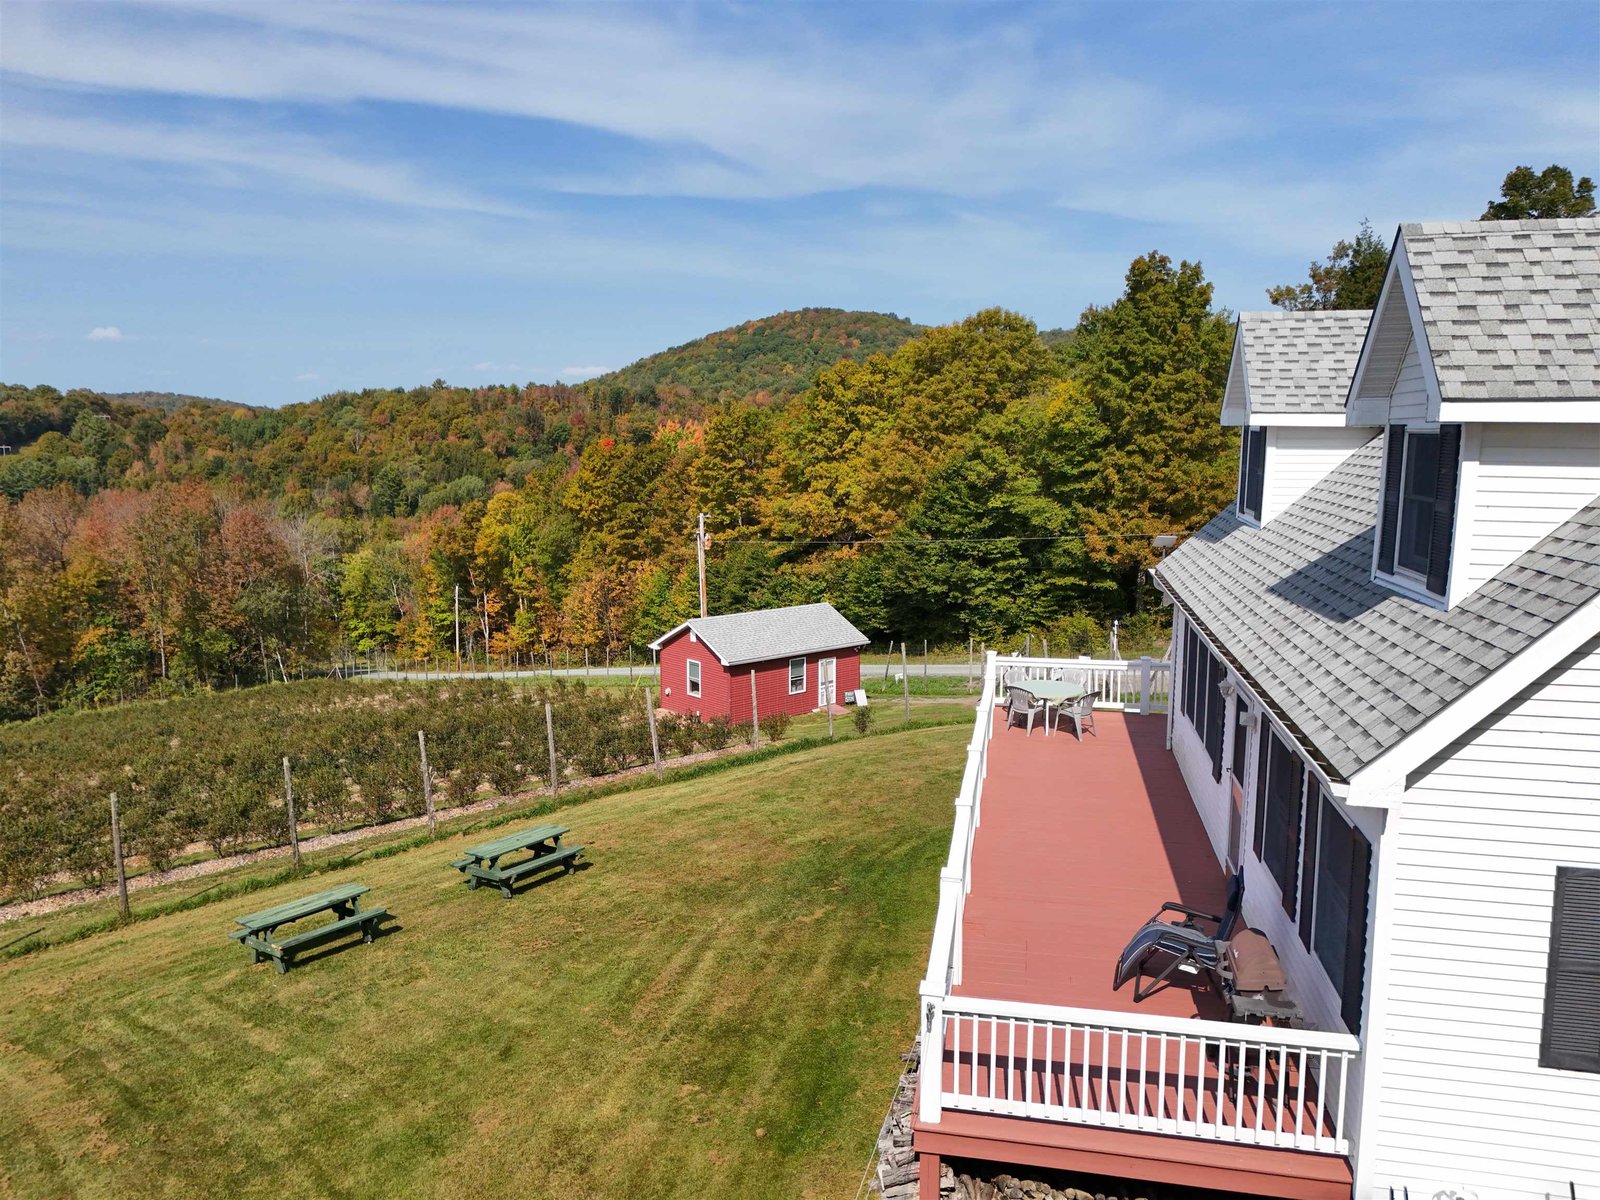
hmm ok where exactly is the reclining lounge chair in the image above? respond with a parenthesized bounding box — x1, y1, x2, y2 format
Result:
(1112, 869, 1244, 1002)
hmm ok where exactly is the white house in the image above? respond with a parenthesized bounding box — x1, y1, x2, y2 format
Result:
(1155, 217, 1600, 1199)
(911, 217, 1599, 1200)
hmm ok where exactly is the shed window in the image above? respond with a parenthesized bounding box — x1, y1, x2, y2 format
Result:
(1377, 423, 1461, 596)
(686, 659, 702, 697)
(1252, 725, 1303, 917)
(1541, 867, 1600, 1073)
(1238, 427, 1266, 522)
(788, 656, 806, 694)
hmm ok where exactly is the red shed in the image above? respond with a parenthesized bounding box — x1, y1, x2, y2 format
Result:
(648, 602, 868, 721)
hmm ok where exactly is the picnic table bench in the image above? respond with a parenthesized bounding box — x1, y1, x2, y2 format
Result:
(452, 823, 584, 898)
(229, 883, 387, 974)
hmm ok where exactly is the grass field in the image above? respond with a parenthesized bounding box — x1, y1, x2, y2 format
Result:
(0, 722, 965, 1200)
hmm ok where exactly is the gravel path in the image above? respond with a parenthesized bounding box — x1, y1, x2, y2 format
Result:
(0, 744, 738, 925)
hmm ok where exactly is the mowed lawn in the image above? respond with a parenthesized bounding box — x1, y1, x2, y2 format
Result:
(0, 724, 964, 1200)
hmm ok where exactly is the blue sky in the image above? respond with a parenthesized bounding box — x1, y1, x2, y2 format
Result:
(1, 1, 1596, 409)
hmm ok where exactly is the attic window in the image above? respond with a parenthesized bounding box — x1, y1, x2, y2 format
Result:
(1377, 424, 1461, 598)
(1237, 428, 1266, 522)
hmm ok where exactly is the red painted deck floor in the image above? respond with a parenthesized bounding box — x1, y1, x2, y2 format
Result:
(956, 710, 1229, 1018)
(917, 711, 1352, 1199)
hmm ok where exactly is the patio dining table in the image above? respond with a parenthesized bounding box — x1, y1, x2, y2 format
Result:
(1013, 678, 1090, 736)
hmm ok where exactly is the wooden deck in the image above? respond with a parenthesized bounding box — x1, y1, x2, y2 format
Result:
(916, 710, 1353, 1199)
(956, 710, 1231, 1018)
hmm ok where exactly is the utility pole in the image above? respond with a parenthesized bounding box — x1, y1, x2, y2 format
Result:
(696, 512, 709, 618)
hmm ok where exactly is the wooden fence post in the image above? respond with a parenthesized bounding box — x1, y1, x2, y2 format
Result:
(749, 670, 760, 747)
(417, 731, 436, 838)
(827, 698, 834, 739)
(1042, 636, 1048, 659)
(282, 756, 302, 868)
(967, 636, 974, 689)
(545, 702, 559, 796)
(108, 791, 130, 920)
(645, 688, 663, 780)
(923, 639, 929, 689)
(900, 642, 911, 722)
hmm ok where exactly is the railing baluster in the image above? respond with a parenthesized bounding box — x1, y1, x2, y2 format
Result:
(1295, 1047, 1308, 1148)
(1118, 1027, 1128, 1122)
(1025, 1019, 1034, 1110)
(1336, 1050, 1349, 1153)
(1317, 1047, 1329, 1149)
(1137, 1028, 1148, 1125)
(1175, 1035, 1187, 1129)
(1275, 1043, 1288, 1142)
(1007, 1018, 1016, 1105)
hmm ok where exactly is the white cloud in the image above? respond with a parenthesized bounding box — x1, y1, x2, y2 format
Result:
(86, 325, 126, 341)
(293, 371, 320, 382)
(559, 366, 609, 381)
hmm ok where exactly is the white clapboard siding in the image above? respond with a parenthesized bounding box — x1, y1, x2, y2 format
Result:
(1366, 634, 1600, 1200)
(1457, 423, 1600, 595)
(1259, 425, 1376, 523)
(1386, 338, 1430, 422)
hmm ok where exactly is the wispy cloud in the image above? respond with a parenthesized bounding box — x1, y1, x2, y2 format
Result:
(86, 325, 127, 341)
(293, 371, 320, 382)
(559, 366, 609, 381)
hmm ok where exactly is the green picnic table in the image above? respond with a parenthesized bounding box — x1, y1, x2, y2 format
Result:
(452, 824, 584, 898)
(229, 883, 388, 974)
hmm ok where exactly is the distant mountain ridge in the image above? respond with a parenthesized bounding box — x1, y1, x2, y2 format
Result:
(582, 307, 924, 405)
(99, 390, 252, 413)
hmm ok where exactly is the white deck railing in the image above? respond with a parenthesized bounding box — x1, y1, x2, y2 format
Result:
(916, 652, 1359, 1160)
(992, 654, 1172, 714)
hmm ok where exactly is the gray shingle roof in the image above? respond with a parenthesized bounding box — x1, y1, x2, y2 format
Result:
(1237, 310, 1373, 414)
(649, 602, 869, 666)
(1403, 217, 1600, 402)
(1155, 436, 1600, 780)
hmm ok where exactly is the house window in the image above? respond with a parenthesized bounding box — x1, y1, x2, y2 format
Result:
(1252, 725, 1304, 916)
(1180, 622, 1225, 782)
(1238, 427, 1266, 522)
(1377, 423, 1461, 596)
(788, 656, 806, 694)
(1298, 785, 1372, 1034)
(1541, 867, 1600, 1073)
(686, 659, 702, 697)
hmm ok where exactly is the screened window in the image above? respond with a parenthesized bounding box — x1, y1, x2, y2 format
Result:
(1377, 423, 1461, 596)
(1298, 786, 1372, 1034)
(686, 659, 702, 697)
(1252, 726, 1303, 916)
(1180, 624, 1226, 782)
(1238, 427, 1266, 521)
(1541, 867, 1600, 1073)
(788, 656, 806, 694)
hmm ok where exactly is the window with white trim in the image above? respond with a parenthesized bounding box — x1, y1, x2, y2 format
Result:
(788, 656, 806, 694)
(1377, 423, 1461, 597)
(1252, 724, 1303, 916)
(686, 658, 701, 697)
(1298, 784, 1372, 1034)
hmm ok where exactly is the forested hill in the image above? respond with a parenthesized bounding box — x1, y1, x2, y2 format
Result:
(101, 390, 239, 414)
(1, 254, 1240, 721)
(581, 308, 923, 406)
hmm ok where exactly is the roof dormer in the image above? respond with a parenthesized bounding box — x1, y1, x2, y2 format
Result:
(1224, 310, 1377, 525)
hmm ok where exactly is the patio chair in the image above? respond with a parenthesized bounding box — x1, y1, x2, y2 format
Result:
(1060, 690, 1097, 739)
(1112, 869, 1244, 1001)
(1005, 686, 1048, 736)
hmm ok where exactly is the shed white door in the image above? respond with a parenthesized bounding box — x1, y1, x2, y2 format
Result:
(818, 657, 837, 708)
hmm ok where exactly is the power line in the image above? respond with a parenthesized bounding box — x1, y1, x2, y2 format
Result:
(710, 529, 1186, 548)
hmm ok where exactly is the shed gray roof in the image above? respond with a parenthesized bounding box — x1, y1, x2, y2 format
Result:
(649, 602, 869, 666)
(1237, 310, 1373, 414)
(1403, 217, 1600, 402)
(1155, 436, 1600, 780)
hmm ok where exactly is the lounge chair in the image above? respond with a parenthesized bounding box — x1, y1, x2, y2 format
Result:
(1005, 685, 1048, 736)
(1113, 869, 1244, 1001)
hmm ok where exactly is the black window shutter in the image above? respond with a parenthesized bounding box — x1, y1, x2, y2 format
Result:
(1281, 756, 1304, 918)
(1252, 733, 1270, 858)
(1377, 424, 1405, 575)
(1426, 424, 1462, 597)
(1541, 867, 1600, 1072)
(1341, 827, 1372, 1035)
(1245, 429, 1266, 518)
(1237, 431, 1251, 513)
(1299, 786, 1323, 949)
